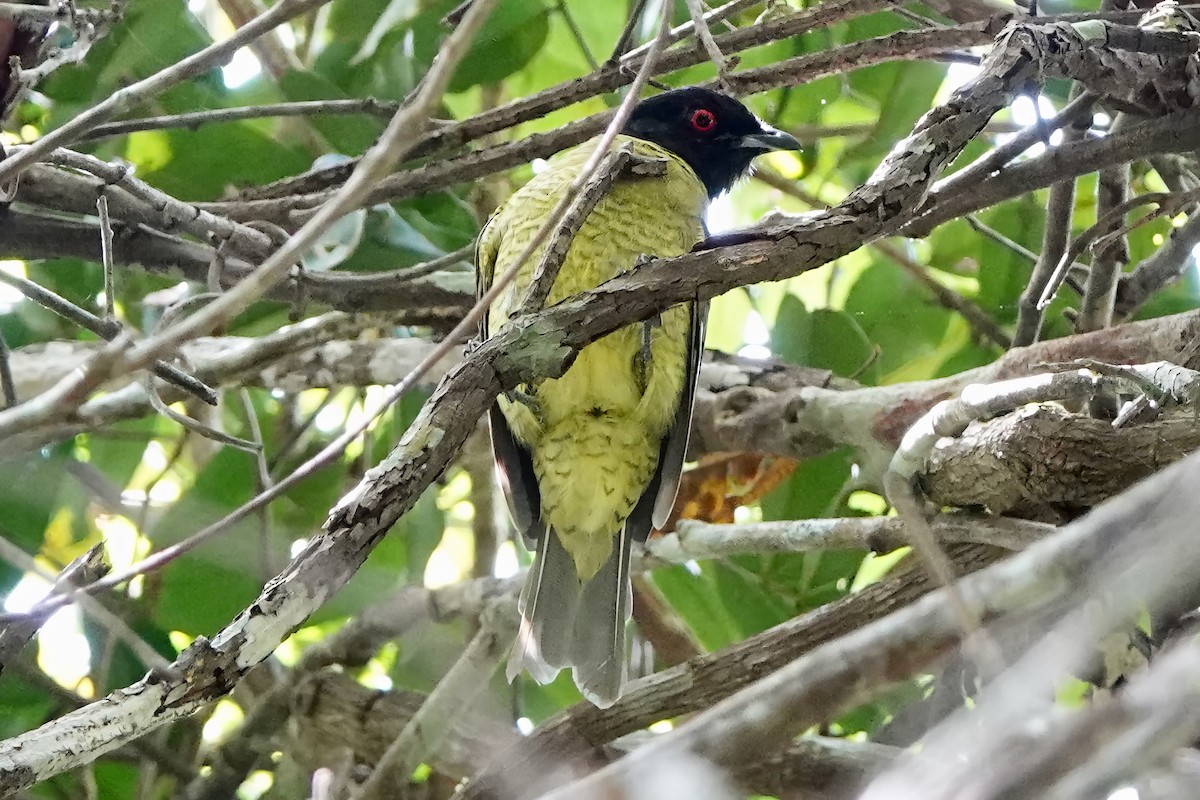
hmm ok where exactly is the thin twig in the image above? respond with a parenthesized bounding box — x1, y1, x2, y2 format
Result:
(97, 195, 115, 321)
(391, 242, 476, 282)
(556, 0, 598, 70)
(872, 239, 1011, 349)
(354, 603, 517, 800)
(683, 0, 735, 93)
(1039, 190, 1198, 311)
(606, 0, 651, 63)
(1011, 132, 1082, 347)
(964, 214, 1038, 262)
(0, 329, 16, 409)
(0, 545, 108, 676)
(0, 0, 332, 181)
(0, 271, 218, 405)
(649, 514, 1054, 561)
(117, 292, 240, 453)
(81, 98, 401, 141)
(931, 91, 1097, 206)
(0, 537, 170, 674)
(1075, 121, 1130, 333)
(40, 148, 274, 261)
(1115, 208, 1200, 320)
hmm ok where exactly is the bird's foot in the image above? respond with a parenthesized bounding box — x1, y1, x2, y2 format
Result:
(630, 253, 656, 272)
(503, 388, 542, 418)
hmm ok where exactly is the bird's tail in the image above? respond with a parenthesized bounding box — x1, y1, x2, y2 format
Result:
(506, 525, 632, 708)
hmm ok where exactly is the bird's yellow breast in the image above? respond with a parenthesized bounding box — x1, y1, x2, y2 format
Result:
(482, 135, 707, 577)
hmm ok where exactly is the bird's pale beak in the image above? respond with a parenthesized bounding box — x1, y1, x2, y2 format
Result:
(739, 126, 802, 152)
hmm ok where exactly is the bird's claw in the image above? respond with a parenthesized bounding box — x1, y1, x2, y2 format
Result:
(504, 388, 542, 418)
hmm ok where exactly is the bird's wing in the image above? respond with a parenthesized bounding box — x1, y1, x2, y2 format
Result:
(627, 298, 709, 540)
(477, 214, 542, 542)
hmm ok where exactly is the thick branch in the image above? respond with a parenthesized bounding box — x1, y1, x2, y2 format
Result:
(921, 403, 1200, 519)
(536, 449, 1200, 800)
(0, 17, 1159, 790)
(456, 544, 1004, 800)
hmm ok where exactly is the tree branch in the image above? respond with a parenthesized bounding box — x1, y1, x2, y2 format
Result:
(0, 17, 1174, 791)
(537, 449, 1200, 800)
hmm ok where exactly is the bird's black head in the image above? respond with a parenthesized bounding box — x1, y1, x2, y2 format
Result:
(622, 87, 801, 199)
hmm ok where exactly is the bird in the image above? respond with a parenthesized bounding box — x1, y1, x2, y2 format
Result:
(476, 86, 801, 707)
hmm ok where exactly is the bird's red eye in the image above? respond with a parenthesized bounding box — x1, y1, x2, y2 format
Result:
(690, 108, 716, 132)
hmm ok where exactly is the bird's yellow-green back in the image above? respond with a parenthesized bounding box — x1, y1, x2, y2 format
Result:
(479, 134, 707, 578)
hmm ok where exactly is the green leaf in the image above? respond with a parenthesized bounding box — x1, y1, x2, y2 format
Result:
(710, 559, 792, 637)
(149, 450, 273, 634)
(770, 294, 873, 376)
(0, 452, 69, 592)
(842, 62, 945, 166)
(760, 448, 855, 523)
(449, 0, 550, 92)
(279, 70, 386, 154)
(843, 260, 952, 382)
(82, 418, 155, 492)
(0, 676, 53, 738)
(651, 564, 740, 651)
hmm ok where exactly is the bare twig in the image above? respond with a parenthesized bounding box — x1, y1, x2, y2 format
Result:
(555, 0, 598, 70)
(1038, 191, 1197, 312)
(1075, 144, 1130, 333)
(0, 545, 109, 677)
(0, 329, 16, 410)
(81, 98, 401, 141)
(0, 536, 170, 675)
(649, 514, 1054, 563)
(606, 0, 650, 63)
(932, 90, 1096, 206)
(908, 112, 1200, 237)
(0, 271, 218, 405)
(683, 0, 735, 93)
(35, 148, 275, 260)
(96, 195, 115, 320)
(1011, 110, 1087, 348)
(0, 0, 332, 181)
(1115, 208, 1200, 320)
(355, 603, 517, 800)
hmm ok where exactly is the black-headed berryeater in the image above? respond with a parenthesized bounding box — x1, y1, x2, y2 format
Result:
(477, 87, 801, 706)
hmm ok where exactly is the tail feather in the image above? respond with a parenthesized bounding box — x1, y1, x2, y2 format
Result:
(506, 529, 580, 685)
(507, 526, 634, 706)
(569, 524, 633, 708)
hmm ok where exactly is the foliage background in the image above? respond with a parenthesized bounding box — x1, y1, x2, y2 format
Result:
(0, 0, 1196, 798)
